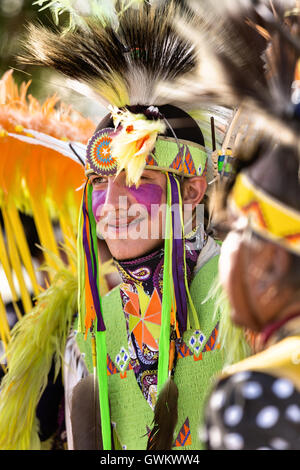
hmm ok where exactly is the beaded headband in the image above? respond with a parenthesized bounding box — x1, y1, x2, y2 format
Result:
(85, 127, 208, 184)
(230, 173, 300, 255)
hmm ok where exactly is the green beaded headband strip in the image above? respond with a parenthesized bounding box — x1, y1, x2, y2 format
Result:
(85, 129, 208, 182)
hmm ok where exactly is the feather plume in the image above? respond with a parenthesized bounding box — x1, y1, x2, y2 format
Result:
(70, 374, 103, 450)
(63, 331, 89, 449)
(207, 276, 252, 367)
(146, 377, 178, 450)
(0, 255, 78, 449)
(166, 0, 300, 151)
(33, 0, 118, 30)
(110, 107, 166, 186)
(20, 1, 197, 108)
(33, 0, 159, 31)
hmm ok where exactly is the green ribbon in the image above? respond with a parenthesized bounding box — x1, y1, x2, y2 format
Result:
(157, 173, 174, 393)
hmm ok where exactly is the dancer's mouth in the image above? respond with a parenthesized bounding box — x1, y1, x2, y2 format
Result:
(105, 216, 147, 235)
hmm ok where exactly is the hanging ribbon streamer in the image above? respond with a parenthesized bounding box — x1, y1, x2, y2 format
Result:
(81, 183, 105, 332)
(157, 172, 201, 394)
(176, 182, 200, 332)
(168, 174, 187, 336)
(157, 173, 174, 394)
(95, 329, 111, 451)
(80, 181, 111, 450)
(77, 199, 86, 334)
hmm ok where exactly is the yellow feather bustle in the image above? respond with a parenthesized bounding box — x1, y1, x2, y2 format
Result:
(109, 106, 166, 187)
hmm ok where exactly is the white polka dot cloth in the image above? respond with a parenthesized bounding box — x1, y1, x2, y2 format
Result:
(204, 371, 300, 450)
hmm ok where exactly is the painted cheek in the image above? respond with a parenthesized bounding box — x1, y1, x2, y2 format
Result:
(92, 189, 107, 222)
(128, 184, 163, 215)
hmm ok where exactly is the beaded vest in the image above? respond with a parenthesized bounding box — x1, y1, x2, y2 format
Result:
(76, 235, 224, 450)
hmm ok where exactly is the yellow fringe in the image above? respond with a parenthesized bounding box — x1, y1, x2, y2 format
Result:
(0, 264, 78, 450)
(0, 223, 19, 304)
(0, 293, 11, 351)
(6, 203, 40, 297)
(2, 207, 32, 315)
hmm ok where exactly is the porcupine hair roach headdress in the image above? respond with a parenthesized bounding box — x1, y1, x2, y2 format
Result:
(19, 0, 231, 450)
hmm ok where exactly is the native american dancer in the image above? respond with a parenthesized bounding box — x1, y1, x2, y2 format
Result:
(0, 1, 239, 450)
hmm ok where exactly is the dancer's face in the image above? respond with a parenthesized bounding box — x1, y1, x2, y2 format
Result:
(89, 168, 207, 260)
(88, 169, 167, 260)
(219, 215, 293, 332)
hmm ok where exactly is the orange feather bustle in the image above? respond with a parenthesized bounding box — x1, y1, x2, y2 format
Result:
(0, 70, 95, 322)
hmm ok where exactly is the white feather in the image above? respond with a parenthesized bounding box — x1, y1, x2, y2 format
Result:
(7, 130, 87, 165)
(63, 331, 89, 450)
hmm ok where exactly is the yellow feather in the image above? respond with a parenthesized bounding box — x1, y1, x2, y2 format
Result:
(7, 203, 40, 297)
(2, 207, 32, 315)
(0, 265, 77, 449)
(0, 224, 19, 303)
(29, 195, 61, 275)
(0, 293, 11, 351)
(110, 107, 166, 186)
(58, 210, 77, 274)
(94, 74, 130, 108)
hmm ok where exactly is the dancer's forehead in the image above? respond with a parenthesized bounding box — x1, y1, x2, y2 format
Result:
(87, 168, 166, 183)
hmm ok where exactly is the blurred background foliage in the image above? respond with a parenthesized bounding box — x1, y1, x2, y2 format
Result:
(0, 0, 105, 123)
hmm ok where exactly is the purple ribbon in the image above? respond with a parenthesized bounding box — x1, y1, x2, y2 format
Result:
(169, 174, 188, 335)
(82, 184, 106, 332)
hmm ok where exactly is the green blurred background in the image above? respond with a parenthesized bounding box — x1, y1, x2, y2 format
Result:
(0, 0, 105, 122)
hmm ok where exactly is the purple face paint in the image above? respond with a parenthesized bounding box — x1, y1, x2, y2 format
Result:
(128, 183, 163, 215)
(92, 189, 107, 222)
(91, 182, 163, 224)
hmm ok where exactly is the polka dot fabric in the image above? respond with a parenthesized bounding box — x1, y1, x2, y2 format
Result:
(204, 371, 300, 450)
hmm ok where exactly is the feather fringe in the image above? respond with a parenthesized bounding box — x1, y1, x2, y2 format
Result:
(63, 331, 89, 450)
(0, 69, 90, 283)
(170, 0, 300, 152)
(207, 275, 251, 367)
(0, 257, 78, 449)
(110, 107, 166, 186)
(70, 374, 102, 450)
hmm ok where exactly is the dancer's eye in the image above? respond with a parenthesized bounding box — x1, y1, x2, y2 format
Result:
(89, 175, 108, 187)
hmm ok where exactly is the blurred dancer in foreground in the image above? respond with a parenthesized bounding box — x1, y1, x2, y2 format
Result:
(189, 0, 300, 450)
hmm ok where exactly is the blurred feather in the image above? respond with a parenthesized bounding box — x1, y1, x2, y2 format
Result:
(164, 0, 300, 151)
(63, 331, 89, 450)
(70, 374, 103, 450)
(33, 0, 145, 30)
(159, 0, 268, 106)
(146, 377, 178, 450)
(208, 276, 252, 367)
(7, 128, 86, 164)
